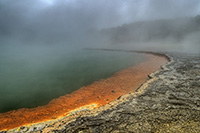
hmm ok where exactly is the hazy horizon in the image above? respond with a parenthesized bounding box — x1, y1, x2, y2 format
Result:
(0, 0, 200, 53)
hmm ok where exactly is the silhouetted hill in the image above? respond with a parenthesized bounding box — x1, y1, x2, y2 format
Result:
(101, 16, 200, 45)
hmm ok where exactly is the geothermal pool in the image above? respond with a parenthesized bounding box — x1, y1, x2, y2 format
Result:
(0, 45, 145, 113)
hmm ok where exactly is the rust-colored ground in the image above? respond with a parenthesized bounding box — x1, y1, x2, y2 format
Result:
(0, 54, 168, 131)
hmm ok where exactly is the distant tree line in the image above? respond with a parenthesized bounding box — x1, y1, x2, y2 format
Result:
(101, 15, 200, 44)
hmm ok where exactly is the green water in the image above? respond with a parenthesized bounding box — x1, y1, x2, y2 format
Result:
(0, 45, 145, 113)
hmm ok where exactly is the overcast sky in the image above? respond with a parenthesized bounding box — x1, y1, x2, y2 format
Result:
(0, 0, 200, 50)
(1, 0, 200, 29)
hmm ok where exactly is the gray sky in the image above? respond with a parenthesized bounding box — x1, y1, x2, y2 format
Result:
(0, 0, 200, 51)
(1, 0, 200, 29)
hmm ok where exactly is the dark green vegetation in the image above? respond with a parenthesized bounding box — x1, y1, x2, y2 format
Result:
(103, 15, 200, 43)
(101, 16, 200, 53)
(0, 46, 145, 113)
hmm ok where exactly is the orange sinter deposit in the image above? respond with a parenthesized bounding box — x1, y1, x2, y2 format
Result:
(0, 53, 169, 131)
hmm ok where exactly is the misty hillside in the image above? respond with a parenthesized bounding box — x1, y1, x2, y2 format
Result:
(101, 16, 200, 46)
(0, 0, 200, 53)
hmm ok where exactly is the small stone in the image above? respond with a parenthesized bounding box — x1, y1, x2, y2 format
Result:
(111, 90, 115, 93)
(20, 126, 25, 130)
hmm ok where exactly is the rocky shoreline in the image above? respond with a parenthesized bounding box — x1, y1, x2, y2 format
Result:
(2, 52, 200, 133)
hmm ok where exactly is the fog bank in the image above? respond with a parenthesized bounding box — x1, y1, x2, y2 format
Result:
(0, 0, 200, 53)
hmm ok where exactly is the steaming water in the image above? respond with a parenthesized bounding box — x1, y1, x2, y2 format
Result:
(0, 45, 145, 113)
